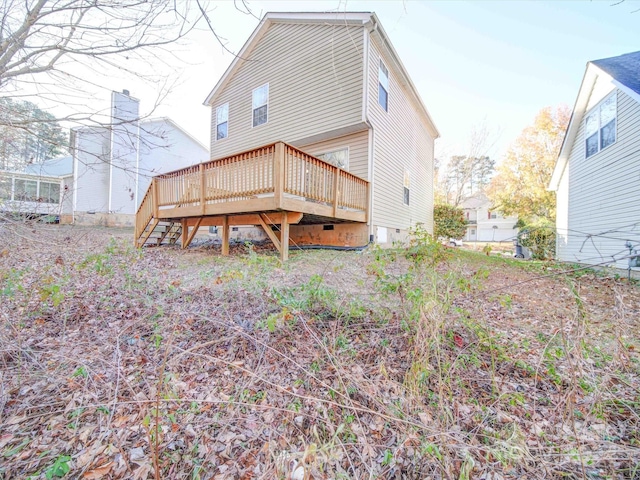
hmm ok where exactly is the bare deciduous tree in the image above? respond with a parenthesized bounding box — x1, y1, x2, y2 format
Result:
(437, 122, 500, 206)
(0, 0, 233, 133)
(1, 1, 199, 89)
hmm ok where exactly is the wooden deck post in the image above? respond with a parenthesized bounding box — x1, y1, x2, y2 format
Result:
(222, 215, 230, 256)
(181, 218, 188, 249)
(332, 167, 340, 218)
(274, 142, 285, 208)
(152, 178, 159, 219)
(200, 163, 206, 215)
(280, 211, 289, 262)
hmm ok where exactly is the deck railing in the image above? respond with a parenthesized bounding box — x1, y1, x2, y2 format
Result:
(135, 141, 369, 240)
(282, 145, 368, 212)
(134, 182, 156, 240)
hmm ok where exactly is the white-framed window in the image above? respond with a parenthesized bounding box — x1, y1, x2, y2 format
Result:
(14, 179, 37, 201)
(215, 103, 229, 140)
(39, 181, 61, 203)
(585, 93, 616, 158)
(252, 84, 269, 127)
(403, 170, 410, 206)
(317, 148, 349, 169)
(0, 176, 11, 200)
(378, 60, 389, 111)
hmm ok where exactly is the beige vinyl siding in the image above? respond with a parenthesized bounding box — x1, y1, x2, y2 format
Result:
(366, 37, 434, 233)
(298, 130, 369, 180)
(561, 89, 640, 269)
(209, 22, 364, 157)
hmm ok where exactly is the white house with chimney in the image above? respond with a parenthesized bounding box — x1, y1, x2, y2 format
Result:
(2, 91, 208, 226)
(72, 90, 209, 226)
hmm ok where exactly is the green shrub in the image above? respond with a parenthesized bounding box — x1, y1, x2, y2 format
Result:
(433, 204, 466, 241)
(517, 218, 555, 260)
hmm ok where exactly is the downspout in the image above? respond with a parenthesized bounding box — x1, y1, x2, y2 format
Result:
(70, 129, 78, 224)
(108, 91, 115, 213)
(364, 18, 376, 242)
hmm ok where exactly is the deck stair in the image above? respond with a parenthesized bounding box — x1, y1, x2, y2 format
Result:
(138, 220, 182, 247)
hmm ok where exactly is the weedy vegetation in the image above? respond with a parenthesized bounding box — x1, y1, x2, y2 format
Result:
(0, 222, 638, 479)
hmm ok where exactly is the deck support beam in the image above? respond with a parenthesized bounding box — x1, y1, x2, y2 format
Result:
(182, 217, 202, 250)
(258, 214, 281, 253)
(222, 215, 230, 256)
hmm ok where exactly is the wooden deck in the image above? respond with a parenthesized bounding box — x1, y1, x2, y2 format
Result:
(134, 142, 369, 260)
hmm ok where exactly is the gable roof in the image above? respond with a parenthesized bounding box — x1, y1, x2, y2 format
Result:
(591, 51, 640, 97)
(461, 192, 490, 210)
(548, 51, 640, 191)
(203, 11, 439, 139)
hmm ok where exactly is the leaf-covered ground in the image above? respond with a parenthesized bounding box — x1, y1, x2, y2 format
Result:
(0, 223, 638, 479)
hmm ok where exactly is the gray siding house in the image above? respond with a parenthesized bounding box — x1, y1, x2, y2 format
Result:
(204, 12, 439, 245)
(549, 51, 640, 271)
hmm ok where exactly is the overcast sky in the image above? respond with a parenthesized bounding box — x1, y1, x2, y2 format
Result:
(75, 0, 640, 161)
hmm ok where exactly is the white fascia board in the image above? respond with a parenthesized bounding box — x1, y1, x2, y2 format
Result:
(368, 13, 440, 139)
(0, 170, 70, 181)
(264, 12, 372, 24)
(612, 80, 640, 105)
(548, 63, 599, 191)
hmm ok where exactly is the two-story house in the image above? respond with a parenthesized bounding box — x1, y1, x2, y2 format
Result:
(549, 51, 640, 271)
(135, 12, 439, 259)
(461, 193, 518, 243)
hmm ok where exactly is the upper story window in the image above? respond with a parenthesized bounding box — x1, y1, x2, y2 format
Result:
(378, 60, 389, 112)
(317, 148, 348, 169)
(252, 84, 269, 127)
(215, 103, 228, 140)
(585, 93, 616, 158)
(403, 170, 410, 205)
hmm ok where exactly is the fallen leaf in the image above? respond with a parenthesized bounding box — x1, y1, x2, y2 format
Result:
(129, 446, 145, 463)
(83, 461, 113, 479)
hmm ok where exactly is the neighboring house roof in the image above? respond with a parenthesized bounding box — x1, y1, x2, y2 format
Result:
(203, 11, 439, 139)
(461, 193, 491, 210)
(70, 118, 208, 153)
(23, 156, 73, 177)
(141, 117, 209, 153)
(549, 50, 640, 191)
(591, 51, 640, 97)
